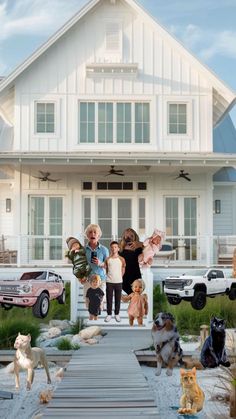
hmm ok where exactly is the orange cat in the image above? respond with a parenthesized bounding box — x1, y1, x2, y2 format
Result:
(178, 367, 205, 415)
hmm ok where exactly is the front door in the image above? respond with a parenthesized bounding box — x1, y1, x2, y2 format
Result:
(165, 196, 197, 260)
(29, 196, 63, 262)
(96, 197, 132, 248)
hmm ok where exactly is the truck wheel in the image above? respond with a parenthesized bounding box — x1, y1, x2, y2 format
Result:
(167, 296, 181, 305)
(229, 287, 236, 300)
(57, 289, 65, 304)
(2, 303, 13, 311)
(32, 293, 50, 318)
(191, 291, 206, 310)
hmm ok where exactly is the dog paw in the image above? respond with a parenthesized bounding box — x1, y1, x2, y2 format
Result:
(166, 369, 173, 376)
(155, 369, 161, 376)
(178, 408, 185, 414)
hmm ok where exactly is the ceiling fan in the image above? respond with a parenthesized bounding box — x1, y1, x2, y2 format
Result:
(104, 165, 124, 177)
(174, 170, 191, 182)
(33, 171, 61, 182)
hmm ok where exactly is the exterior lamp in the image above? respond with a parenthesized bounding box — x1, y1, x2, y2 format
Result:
(6, 198, 11, 213)
(214, 200, 221, 214)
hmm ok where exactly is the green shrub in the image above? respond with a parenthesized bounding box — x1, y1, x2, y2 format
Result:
(0, 319, 40, 349)
(56, 337, 80, 351)
(70, 317, 84, 335)
(153, 284, 236, 334)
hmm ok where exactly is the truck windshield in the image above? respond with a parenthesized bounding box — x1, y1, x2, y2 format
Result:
(20, 272, 47, 280)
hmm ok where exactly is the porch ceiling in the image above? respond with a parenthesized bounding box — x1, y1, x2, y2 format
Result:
(1, 151, 236, 176)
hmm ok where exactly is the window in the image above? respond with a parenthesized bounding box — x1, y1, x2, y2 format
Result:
(98, 102, 113, 143)
(168, 103, 187, 134)
(117, 103, 131, 143)
(80, 102, 95, 143)
(96, 182, 133, 190)
(36, 103, 55, 134)
(78, 102, 150, 144)
(135, 103, 150, 143)
(82, 182, 93, 190)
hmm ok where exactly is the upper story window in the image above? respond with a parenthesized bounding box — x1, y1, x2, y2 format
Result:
(168, 103, 187, 135)
(36, 102, 55, 134)
(79, 102, 150, 144)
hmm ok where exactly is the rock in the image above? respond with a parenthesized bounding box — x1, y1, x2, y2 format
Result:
(71, 334, 82, 345)
(79, 326, 102, 340)
(45, 327, 62, 339)
(86, 338, 98, 345)
(49, 320, 71, 330)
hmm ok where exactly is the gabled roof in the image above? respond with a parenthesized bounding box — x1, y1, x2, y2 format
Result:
(0, 0, 235, 125)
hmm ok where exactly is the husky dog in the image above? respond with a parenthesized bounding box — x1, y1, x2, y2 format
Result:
(14, 333, 51, 390)
(152, 312, 183, 376)
(200, 317, 230, 368)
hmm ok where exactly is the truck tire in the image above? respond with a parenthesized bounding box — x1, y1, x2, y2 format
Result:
(2, 303, 13, 311)
(191, 291, 206, 310)
(167, 296, 181, 305)
(57, 289, 66, 304)
(32, 292, 50, 318)
(229, 287, 236, 300)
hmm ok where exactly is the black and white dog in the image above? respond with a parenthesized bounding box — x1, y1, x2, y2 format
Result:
(152, 312, 183, 376)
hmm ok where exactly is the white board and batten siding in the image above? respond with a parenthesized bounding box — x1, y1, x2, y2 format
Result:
(14, 0, 213, 154)
(214, 185, 236, 235)
(70, 268, 154, 328)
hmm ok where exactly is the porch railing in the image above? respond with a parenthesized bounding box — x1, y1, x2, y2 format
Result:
(0, 234, 236, 267)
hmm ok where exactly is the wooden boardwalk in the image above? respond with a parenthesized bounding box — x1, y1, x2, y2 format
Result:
(43, 330, 160, 418)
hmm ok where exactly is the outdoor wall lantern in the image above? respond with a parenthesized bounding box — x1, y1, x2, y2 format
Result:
(6, 198, 11, 213)
(214, 199, 221, 214)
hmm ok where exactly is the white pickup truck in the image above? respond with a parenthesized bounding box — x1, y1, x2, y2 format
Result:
(164, 268, 236, 310)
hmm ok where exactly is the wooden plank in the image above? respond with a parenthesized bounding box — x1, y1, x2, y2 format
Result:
(42, 329, 160, 418)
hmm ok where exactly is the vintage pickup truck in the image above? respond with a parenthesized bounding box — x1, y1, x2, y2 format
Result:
(164, 268, 236, 310)
(0, 270, 65, 318)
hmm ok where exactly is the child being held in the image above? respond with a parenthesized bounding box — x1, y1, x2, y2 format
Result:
(122, 279, 148, 326)
(138, 229, 165, 267)
(66, 236, 91, 282)
(86, 274, 104, 320)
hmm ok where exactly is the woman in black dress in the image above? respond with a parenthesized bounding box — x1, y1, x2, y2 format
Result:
(119, 228, 143, 295)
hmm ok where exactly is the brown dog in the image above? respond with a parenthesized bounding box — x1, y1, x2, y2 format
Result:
(14, 333, 51, 390)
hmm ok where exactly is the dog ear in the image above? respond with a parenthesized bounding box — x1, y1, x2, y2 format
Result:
(165, 319, 173, 331)
(18, 332, 20, 336)
(27, 334, 31, 341)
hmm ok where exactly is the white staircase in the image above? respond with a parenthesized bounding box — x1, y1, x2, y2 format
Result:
(70, 269, 153, 329)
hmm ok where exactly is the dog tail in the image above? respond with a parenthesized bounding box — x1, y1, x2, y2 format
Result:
(181, 356, 204, 370)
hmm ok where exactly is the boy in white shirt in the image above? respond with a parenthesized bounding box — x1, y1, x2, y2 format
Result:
(104, 241, 126, 323)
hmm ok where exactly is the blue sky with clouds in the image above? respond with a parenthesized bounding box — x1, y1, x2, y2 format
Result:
(0, 0, 235, 124)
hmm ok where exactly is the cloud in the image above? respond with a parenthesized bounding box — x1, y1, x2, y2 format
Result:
(0, 0, 86, 41)
(170, 24, 236, 62)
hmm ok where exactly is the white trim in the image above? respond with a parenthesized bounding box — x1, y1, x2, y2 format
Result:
(31, 97, 61, 139)
(77, 99, 152, 145)
(164, 99, 193, 140)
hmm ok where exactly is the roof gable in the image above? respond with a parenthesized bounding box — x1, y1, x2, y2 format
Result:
(0, 0, 235, 125)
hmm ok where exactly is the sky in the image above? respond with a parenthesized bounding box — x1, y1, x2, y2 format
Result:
(0, 0, 235, 125)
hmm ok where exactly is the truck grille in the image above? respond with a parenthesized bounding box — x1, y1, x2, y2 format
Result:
(0, 284, 20, 295)
(164, 279, 185, 290)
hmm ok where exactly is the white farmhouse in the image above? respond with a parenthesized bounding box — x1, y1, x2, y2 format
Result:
(0, 0, 236, 271)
